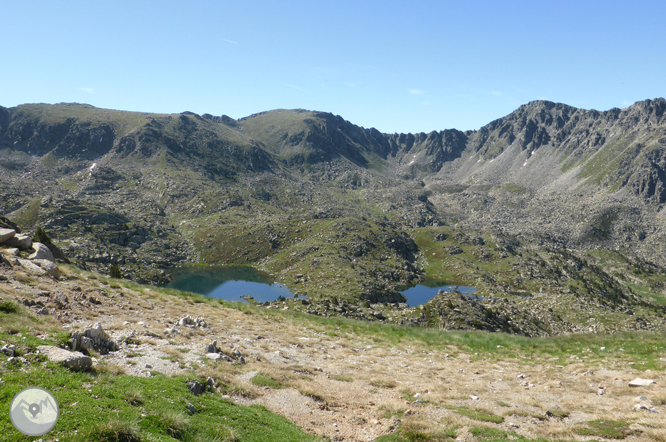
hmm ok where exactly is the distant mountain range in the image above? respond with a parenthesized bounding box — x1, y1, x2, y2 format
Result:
(2, 99, 666, 334)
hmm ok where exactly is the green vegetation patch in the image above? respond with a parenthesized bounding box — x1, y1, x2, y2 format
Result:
(574, 419, 634, 439)
(0, 364, 319, 442)
(250, 372, 284, 389)
(446, 406, 504, 424)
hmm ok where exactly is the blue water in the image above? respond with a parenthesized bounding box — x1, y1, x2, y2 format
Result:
(399, 280, 479, 307)
(165, 266, 296, 303)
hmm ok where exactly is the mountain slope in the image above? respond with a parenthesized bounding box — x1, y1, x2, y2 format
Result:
(2, 99, 666, 336)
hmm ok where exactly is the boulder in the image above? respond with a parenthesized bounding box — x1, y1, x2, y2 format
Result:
(1, 248, 20, 256)
(29, 242, 55, 262)
(3, 234, 32, 250)
(204, 353, 223, 361)
(32, 259, 61, 278)
(0, 228, 16, 244)
(187, 380, 203, 396)
(70, 322, 118, 354)
(205, 341, 219, 353)
(629, 378, 656, 387)
(17, 258, 47, 276)
(38, 345, 92, 372)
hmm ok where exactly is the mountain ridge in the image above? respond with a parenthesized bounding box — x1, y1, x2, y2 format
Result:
(2, 98, 666, 337)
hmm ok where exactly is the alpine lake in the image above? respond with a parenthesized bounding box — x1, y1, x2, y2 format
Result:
(165, 266, 477, 307)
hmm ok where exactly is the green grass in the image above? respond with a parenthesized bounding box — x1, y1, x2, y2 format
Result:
(446, 406, 504, 424)
(369, 379, 397, 388)
(9, 197, 41, 228)
(331, 374, 354, 382)
(574, 419, 633, 439)
(0, 363, 320, 442)
(250, 373, 284, 389)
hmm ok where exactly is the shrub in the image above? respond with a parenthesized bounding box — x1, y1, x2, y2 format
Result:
(109, 263, 122, 279)
(33, 227, 53, 245)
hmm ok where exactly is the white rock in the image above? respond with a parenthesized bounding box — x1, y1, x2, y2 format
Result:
(470, 395, 479, 400)
(38, 345, 92, 371)
(1, 247, 19, 256)
(3, 234, 32, 249)
(629, 378, 656, 387)
(32, 259, 61, 278)
(205, 353, 223, 361)
(17, 258, 47, 276)
(29, 242, 55, 262)
(0, 228, 16, 243)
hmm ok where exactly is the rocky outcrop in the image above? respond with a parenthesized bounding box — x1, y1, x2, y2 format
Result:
(3, 233, 32, 249)
(0, 228, 15, 243)
(70, 322, 118, 355)
(38, 345, 92, 371)
(29, 242, 55, 262)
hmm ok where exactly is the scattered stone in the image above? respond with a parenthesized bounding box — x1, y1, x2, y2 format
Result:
(145, 364, 153, 369)
(70, 322, 118, 354)
(177, 315, 208, 328)
(629, 378, 656, 387)
(600, 347, 606, 351)
(144, 330, 162, 338)
(1, 344, 16, 356)
(38, 345, 92, 372)
(598, 387, 606, 395)
(413, 399, 423, 404)
(204, 353, 223, 361)
(187, 380, 203, 396)
(470, 395, 479, 401)
(29, 242, 55, 262)
(187, 403, 196, 414)
(0, 228, 16, 244)
(206, 377, 215, 390)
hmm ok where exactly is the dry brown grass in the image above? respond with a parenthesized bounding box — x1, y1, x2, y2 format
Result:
(13, 271, 33, 284)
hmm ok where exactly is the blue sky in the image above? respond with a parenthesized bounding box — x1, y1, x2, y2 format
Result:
(1, 1, 665, 133)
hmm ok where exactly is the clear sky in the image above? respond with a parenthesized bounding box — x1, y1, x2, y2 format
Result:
(1, 1, 665, 133)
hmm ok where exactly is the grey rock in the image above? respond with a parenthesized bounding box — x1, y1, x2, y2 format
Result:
(177, 315, 208, 328)
(187, 403, 196, 414)
(187, 380, 203, 396)
(204, 353, 223, 361)
(1, 247, 20, 256)
(32, 259, 61, 278)
(205, 341, 219, 353)
(29, 242, 55, 262)
(0, 228, 16, 244)
(3, 234, 32, 250)
(16, 258, 47, 276)
(38, 345, 92, 371)
(1, 344, 16, 356)
(206, 377, 215, 390)
(70, 322, 118, 354)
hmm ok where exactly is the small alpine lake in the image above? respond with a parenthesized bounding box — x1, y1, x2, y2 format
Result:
(398, 278, 480, 307)
(165, 266, 477, 307)
(165, 266, 296, 303)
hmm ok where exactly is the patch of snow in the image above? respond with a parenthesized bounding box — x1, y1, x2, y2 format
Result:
(90, 163, 97, 171)
(408, 160, 415, 165)
(522, 161, 528, 167)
